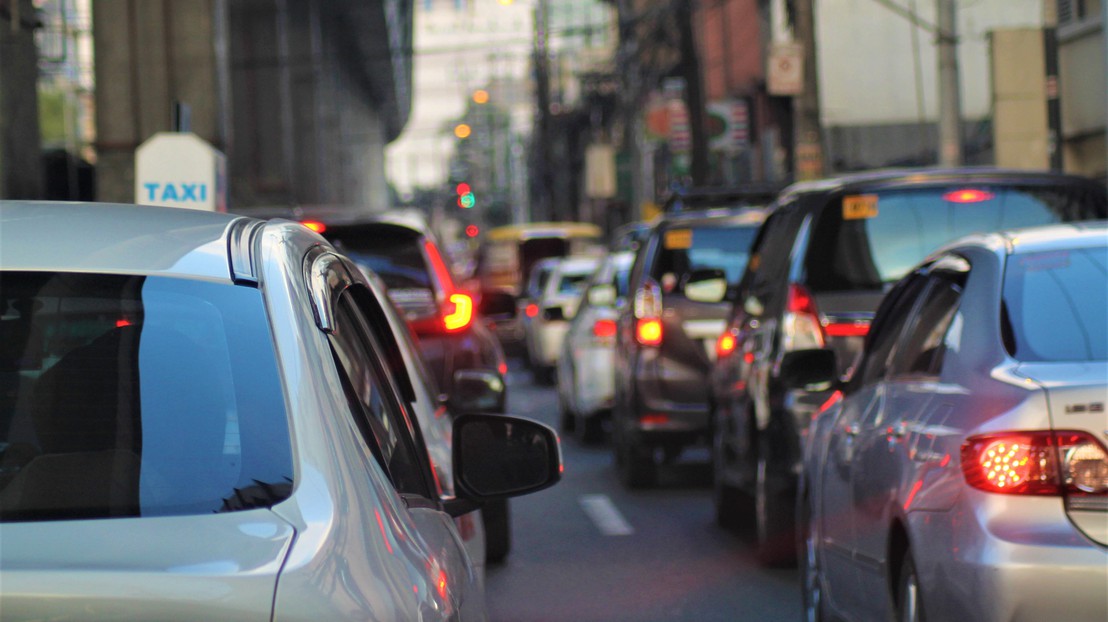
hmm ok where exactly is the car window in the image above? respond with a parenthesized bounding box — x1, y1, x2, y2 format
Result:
(0, 272, 292, 522)
(557, 271, 592, 295)
(740, 207, 798, 308)
(1002, 246, 1108, 362)
(890, 267, 967, 378)
(650, 224, 759, 291)
(329, 229, 433, 292)
(804, 186, 1105, 293)
(329, 289, 432, 498)
(853, 273, 929, 388)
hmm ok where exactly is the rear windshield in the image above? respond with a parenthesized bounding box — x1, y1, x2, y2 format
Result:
(557, 272, 593, 295)
(0, 272, 292, 522)
(805, 185, 1106, 293)
(1002, 246, 1108, 362)
(651, 225, 760, 286)
(326, 228, 434, 291)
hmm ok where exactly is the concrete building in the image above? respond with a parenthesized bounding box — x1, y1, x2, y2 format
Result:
(92, 0, 413, 212)
(1056, 0, 1106, 181)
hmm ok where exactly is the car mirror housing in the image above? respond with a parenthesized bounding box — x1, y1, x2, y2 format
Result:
(450, 368, 506, 414)
(778, 348, 838, 390)
(587, 283, 617, 307)
(451, 413, 562, 505)
(683, 268, 728, 303)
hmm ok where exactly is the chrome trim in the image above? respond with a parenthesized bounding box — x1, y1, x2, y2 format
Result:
(226, 218, 266, 284)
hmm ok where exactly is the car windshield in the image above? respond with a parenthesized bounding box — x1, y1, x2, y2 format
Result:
(651, 225, 760, 286)
(0, 272, 292, 522)
(1002, 245, 1108, 362)
(804, 185, 1106, 293)
(333, 234, 434, 292)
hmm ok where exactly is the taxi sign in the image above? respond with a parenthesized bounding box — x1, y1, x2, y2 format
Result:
(664, 228, 694, 249)
(842, 194, 879, 220)
(135, 132, 227, 212)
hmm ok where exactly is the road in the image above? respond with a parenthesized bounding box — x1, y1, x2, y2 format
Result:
(485, 358, 803, 622)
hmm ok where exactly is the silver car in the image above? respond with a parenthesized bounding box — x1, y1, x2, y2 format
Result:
(795, 221, 1108, 621)
(557, 250, 634, 442)
(0, 201, 561, 621)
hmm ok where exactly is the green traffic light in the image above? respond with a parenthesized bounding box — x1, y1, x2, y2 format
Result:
(460, 192, 475, 208)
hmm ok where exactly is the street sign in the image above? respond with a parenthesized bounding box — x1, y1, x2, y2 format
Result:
(768, 43, 804, 96)
(135, 132, 226, 212)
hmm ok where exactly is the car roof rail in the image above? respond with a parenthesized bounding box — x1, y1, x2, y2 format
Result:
(662, 183, 783, 213)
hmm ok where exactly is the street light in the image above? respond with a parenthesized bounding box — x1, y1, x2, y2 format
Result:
(472, 89, 490, 105)
(454, 123, 472, 139)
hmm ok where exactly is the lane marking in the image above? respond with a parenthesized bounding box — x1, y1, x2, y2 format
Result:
(579, 494, 634, 536)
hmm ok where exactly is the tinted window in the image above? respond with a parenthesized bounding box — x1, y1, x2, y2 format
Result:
(650, 225, 760, 288)
(805, 186, 1105, 293)
(0, 272, 292, 522)
(891, 272, 965, 378)
(557, 271, 593, 295)
(855, 274, 929, 387)
(330, 291, 430, 497)
(329, 228, 433, 291)
(1003, 246, 1108, 362)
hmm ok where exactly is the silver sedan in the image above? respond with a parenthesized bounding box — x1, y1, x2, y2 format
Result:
(795, 221, 1108, 622)
(0, 201, 560, 621)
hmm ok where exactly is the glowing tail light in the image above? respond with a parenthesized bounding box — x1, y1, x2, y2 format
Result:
(525, 303, 539, 318)
(961, 430, 1108, 499)
(716, 331, 737, 358)
(443, 293, 473, 332)
(300, 220, 327, 233)
(592, 319, 617, 339)
(636, 318, 663, 347)
(943, 189, 995, 204)
(823, 322, 869, 338)
(782, 283, 825, 351)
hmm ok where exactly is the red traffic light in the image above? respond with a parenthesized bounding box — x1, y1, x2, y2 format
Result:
(465, 224, 480, 237)
(456, 182, 471, 195)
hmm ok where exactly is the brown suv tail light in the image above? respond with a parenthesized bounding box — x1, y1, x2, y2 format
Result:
(961, 431, 1108, 506)
(633, 279, 664, 348)
(636, 318, 663, 346)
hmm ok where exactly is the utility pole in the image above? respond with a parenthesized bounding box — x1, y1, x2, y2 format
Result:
(937, 0, 963, 166)
(532, 0, 553, 222)
(1042, 0, 1063, 172)
(675, 0, 709, 185)
(792, 0, 824, 180)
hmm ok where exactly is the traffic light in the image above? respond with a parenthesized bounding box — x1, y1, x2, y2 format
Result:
(465, 224, 480, 238)
(455, 182, 475, 209)
(454, 123, 472, 139)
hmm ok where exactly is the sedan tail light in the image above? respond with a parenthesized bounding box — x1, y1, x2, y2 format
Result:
(592, 319, 617, 339)
(961, 431, 1108, 504)
(782, 284, 825, 351)
(716, 330, 737, 358)
(443, 293, 474, 332)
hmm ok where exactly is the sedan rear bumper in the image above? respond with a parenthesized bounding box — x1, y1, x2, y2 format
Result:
(909, 494, 1108, 622)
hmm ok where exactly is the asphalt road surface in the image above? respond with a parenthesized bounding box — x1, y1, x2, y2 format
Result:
(485, 358, 803, 622)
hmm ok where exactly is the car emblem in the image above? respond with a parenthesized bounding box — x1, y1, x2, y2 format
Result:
(1065, 402, 1104, 414)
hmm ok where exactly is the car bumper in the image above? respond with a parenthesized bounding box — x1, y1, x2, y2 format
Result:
(909, 494, 1108, 622)
(532, 321, 569, 367)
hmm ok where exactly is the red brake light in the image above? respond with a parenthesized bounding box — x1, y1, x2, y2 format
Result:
(443, 293, 473, 332)
(592, 318, 617, 339)
(423, 240, 457, 294)
(525, 303, 539, 318)
(961, 430, 1108, 497)
(783, 284, 825, 350)
(116, 318, 133, 328)
(824, 321, 870, 337)
(943, 189, 995, 204)
(301, 220, 327, 233)
(636, 318, 663, 347)
(787, 284, 816, 315)
(716, 331, 737, 357)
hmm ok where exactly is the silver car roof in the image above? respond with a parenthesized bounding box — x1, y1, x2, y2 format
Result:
(0, 201, 260, 282)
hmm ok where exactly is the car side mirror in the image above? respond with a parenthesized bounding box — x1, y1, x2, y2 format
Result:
(683, 268, 728, 303)
(447, 413, 561, 515)
(587, 283, 617, 307)
(450, 368, 506, 414)
(778, 348, 838, 390)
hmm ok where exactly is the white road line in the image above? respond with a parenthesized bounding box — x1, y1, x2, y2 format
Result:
(579, 494, 634, 536)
